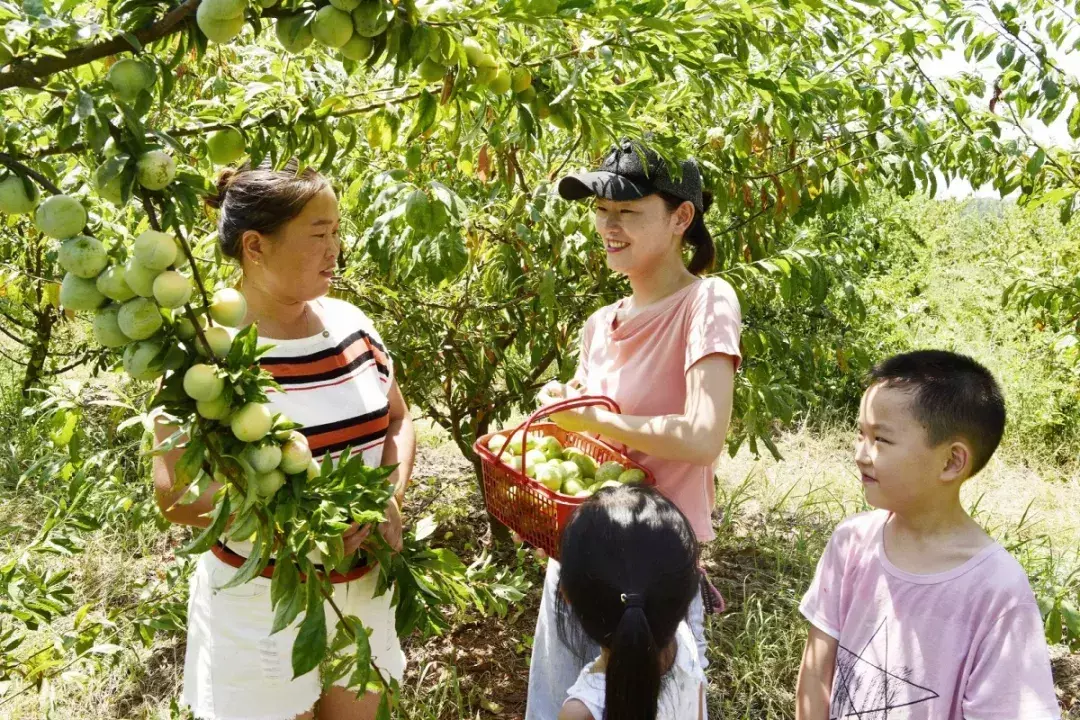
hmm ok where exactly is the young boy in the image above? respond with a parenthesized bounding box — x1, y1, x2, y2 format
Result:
(796, 350, 1060, 720)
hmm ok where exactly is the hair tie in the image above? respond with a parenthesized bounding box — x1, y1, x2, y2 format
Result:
(620, 592, 645, 609)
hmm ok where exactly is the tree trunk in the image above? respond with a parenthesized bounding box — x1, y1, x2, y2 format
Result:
(22, 308, 55, 396)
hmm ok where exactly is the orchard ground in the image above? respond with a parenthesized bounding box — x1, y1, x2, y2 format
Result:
(2, 418, 1078, 720)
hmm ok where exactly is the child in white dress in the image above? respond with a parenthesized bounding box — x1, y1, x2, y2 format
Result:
(555, 485, 706, 720)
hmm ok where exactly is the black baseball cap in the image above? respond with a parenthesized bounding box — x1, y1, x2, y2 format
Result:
(557, 139, 704, 213)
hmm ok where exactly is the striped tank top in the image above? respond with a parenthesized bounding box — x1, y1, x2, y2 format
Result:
(256, 296, 393, 467)
(221, 296, 393, 559)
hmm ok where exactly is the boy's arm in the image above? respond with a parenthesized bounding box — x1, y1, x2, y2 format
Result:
(796, 625, 838, 720)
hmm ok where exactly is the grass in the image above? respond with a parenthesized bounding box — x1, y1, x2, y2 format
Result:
(2, 196, 1079, 719)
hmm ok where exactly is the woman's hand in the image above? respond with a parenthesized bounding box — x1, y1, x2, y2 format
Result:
(537, 380, 591, 431)
(342, 496, 404, 555)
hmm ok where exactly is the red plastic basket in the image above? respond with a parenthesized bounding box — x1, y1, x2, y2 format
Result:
(474, 395, 655, 560)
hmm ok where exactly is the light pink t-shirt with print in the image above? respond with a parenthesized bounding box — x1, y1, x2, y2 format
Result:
(800, 510, 1060, 720)
(575, 276, 742, 542)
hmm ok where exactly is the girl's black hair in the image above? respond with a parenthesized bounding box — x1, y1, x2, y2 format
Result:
(556, 485, 700, 720)
(657, 190, 715, 275)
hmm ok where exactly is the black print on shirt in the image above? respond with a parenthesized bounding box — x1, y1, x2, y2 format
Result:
(831, 618, 939, 719)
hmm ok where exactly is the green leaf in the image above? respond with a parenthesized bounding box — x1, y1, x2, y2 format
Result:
(367, 112, 394, 153)
(1067, 102, 1080, 140)
(291, 574, 328, 678)
(1041, 77, 1060, 101)
(175, 438, 206, 487)
(178, 493, 230, 556)
(217, 518, 271, 589)
(347, 617, 372, 690)
(271, 551, 299, 609)
(1046, 604, 1063, 645)
(271, 576, 306, 635)
(1026, 148, 1046, 176)
(375, 693, 391, 720)
(407, 91, 438, 142)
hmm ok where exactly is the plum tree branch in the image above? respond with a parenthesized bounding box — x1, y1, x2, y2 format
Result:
(0, 152, 63, 195)
(0, 0, 200, 92)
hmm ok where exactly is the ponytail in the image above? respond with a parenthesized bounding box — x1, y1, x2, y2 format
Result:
(605, 601, 663, 720)
(658, 190, 715, 276)
(556, 487, 701, 720)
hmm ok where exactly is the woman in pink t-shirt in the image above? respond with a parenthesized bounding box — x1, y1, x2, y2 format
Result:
(524, 139, 742, 720)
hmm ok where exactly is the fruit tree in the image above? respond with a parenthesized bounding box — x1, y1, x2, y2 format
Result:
(1, 0, 1079, 709)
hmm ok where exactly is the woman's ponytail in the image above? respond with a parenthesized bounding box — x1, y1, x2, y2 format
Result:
(604, 602, 662, 720)
(659, 190, 715, 276)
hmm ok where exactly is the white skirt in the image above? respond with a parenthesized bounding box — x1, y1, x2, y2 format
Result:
(182, 552, 406, 720)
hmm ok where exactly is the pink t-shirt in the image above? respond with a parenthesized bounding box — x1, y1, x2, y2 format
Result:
(800, 510, 1060, 720)
(575, 276, 742, 542)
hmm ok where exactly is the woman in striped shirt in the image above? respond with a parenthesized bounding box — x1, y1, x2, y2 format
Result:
(153, 158, 415, 720)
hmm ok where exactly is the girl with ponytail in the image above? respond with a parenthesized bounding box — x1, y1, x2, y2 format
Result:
(556, 485, 705, 720)
(526, 139, 742, 718)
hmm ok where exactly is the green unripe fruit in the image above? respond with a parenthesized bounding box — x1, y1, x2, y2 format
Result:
(257, 0, 278, 6)
(462, 37, 495, 67)
(517, 86, 536, 102)
(199, 0, 246, 19)
(123, 340, 166, 381)
(559, 460, 582, 483)
(351, 1, 391, 38)
(133, 229, 178, 271)
(474, 65, 497, 85)
(207, 128, 246, 165)
(535, 462, 565, 492)
(175, 316, 198, 340)
(245, 443, 283, 474)
(562, 478, 585, 496)
(34, 195, 86, 239)
(340, 34, 373, 61)
(58, 236, 108, 279)
(96, 266, 136, 302)
(231, 402, 273, 443)
(106, 58, 155, 103)
(330, 0, 361, 9)
(94, 164, 126, 206)
(564, 449, 597, 479)
(196, 326, 233, 358)
(136, 150, 176, 191)
(196, 0, 246, 43)
(183, 363, 225, 402)
(59, 273, 106, 311)
(152, 271, 192, 309)
(279, 432, 313, 474)
(488, 67, 511, 94)
(276, 15, 314, 53)
(209, 288, 247, 327)
(511, 67, 532, 93)
(418, 58, 447, 82)
(254, 468, 286, 497)
(118, 297, 164, 340)
(618, 468, 647, 485)
(594, 461, 625, 485)
(124, 257, 163, 298)
(312, 6, 353, 48)
(197, 394, 231, 420)
(0, 175, 40, 215)
(92, 305, 131, 348)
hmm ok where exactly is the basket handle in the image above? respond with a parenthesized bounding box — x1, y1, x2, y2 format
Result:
(496, 395, 622, 476)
